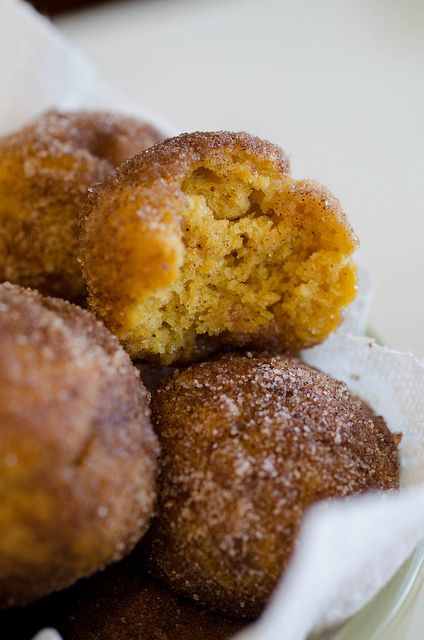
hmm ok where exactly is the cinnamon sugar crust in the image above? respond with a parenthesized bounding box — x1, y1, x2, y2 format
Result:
(0, 283, 158, 609)
(0, 554, 245, 640)
(0, 111, 162, 302)
(145, 353, 400, 617)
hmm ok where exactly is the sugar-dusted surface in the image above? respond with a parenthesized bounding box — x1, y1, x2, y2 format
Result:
(0, 282, 158, 608)
(0, 110, 162, 302)
(145, 352, 399, 618)
(1, 552, 244, 640)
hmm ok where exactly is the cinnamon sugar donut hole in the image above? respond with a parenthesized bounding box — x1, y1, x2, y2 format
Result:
(0, 283, 158, 609)
(0, 111, 162, 302)
(145, 353, 400, 618)
(0, 554, 245, 640)
(81, 131, 358, 364)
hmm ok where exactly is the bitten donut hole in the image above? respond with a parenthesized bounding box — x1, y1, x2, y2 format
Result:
(128, 160, 356, 364)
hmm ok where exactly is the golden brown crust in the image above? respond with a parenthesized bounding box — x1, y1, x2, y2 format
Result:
(0, 111, 162, 301)
(145, 353, 400, 618)
(80, 131, 358, 364)
(0, 555, 245, 640)
(0, 282, 159, 609)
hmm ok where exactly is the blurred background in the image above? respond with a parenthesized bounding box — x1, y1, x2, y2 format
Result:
(32, 0, 424, 357)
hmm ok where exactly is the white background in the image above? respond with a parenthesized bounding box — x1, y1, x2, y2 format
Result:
(55, 0, 424, 358)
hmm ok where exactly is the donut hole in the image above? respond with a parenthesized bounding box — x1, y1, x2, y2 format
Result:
(127, 163, 357, 364)
(147, 354, 400, 617)
(0, 111, 163, 301)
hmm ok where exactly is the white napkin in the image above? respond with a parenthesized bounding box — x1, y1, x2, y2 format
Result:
(0, 0, 173, 137)
(0, 0, 94, 136)
(1, 3, 423, 640)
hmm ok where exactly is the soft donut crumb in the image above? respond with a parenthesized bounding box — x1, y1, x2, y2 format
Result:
(81, 132, 358, 364)
(129, 165, 356, 362)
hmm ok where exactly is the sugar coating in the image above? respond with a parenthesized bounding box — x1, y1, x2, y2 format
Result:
(0, 282, 158, 609)
(0, 551, 243, 640)
(0, 111, 162, 302)
(1, 553, 244, 640)
(146, 353, 400, 618)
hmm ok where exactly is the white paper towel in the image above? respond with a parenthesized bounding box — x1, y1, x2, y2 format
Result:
(0, 0, 95, 135)
(0, 0, 174, 137)
(1, 3, 422, 640)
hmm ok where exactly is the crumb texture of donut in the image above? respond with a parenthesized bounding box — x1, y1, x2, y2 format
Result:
(0, 282, 158, 609)
(81, 131, 358, 364)
(145, 353, 400, 618)
(0, 111, 162, 302)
